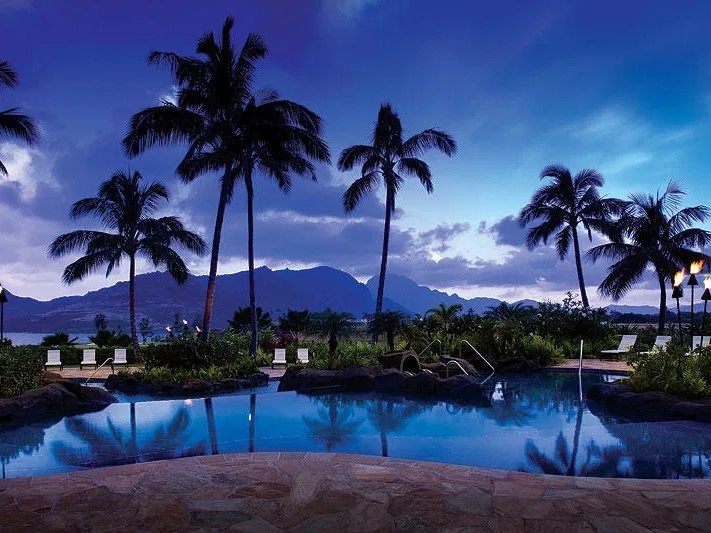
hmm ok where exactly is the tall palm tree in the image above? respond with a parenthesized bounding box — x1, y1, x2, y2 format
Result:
(587, 181, 711, 332)
(339, 103, 456, 339)
(518, 165, 621, 308)
(0, 61, 39, 175)
(48, 171, 206, 358)
(426, 302, 463, 334)
(123, 18, 330, 356)
(311, 308, 355, 357)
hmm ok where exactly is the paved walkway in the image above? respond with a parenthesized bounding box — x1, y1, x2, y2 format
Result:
(552, 359, 632, 374)
(1, 453, 709, 531)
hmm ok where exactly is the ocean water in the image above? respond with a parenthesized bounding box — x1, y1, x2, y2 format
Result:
(3, 332, 94, 345)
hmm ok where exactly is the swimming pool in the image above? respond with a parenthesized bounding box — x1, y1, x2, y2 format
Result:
(2, 372, 710, 479)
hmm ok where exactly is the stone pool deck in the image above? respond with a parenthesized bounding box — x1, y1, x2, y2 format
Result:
(552, 359, 632, 374)
(55, 366, 287, 380)
(1, 453, 709, 532)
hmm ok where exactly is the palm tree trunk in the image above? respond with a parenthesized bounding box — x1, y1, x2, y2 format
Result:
(204, 398, 218, 455)
(201, 167, 233, 341)
(129, 254, 140, 360)
(374, 188, 393, 343)
(567, 403, 584, 476)
(248, 393, 256, 453)
(656, 270, 668, 334)
(571, 227, 589, 308)
(246, 173, 258, 357)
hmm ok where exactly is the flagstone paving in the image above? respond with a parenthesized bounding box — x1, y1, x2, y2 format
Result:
(552, 359, 632, 373)
(55, 366, 286, 381)
(1, 453, 709, 531)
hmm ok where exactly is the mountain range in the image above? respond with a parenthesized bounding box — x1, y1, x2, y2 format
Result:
(0, 266, 680, 333)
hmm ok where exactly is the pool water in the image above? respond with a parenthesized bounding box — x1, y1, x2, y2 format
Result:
(2, 372, 710, 479)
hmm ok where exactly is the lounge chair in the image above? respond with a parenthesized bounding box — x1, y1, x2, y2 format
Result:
(599, 335, 637, 361)
(80, 349, 97, 370)
(272, 348, 286, 369)
(690, 336, 711, 352)
(640, 335, 672, 355)
(112, 348, 128, 370)
(45, 349, 63, 370)
(297, 348, 309, 365)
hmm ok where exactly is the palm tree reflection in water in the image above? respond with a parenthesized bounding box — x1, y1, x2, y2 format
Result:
(304, 395, 362, 452)
(367, 397, 425, 457)
(53, 404, 206, 468)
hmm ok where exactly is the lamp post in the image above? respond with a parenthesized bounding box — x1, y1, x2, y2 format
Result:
(672, 270, 685, 345)
(688, 261, 704, 343)
(0, 283, 7, 344)
(701, 274, 711, 338)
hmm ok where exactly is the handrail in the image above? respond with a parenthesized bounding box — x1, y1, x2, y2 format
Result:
(85, 358, 114, 385)
(445, 359, 469, 378)
(417, 339, 442, 359)
(458, 340, 495, 373)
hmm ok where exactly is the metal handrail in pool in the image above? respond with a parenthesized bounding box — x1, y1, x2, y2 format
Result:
(457, 340, 495, 373)
(85, 357, 113, 385)
(445, 359, 469, 377)
(417, 338, 442, 359)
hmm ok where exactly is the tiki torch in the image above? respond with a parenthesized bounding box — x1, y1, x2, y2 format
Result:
(672, 270, 685, 345)
(688, 261, 704, 341)
(701, 274, 711, 337)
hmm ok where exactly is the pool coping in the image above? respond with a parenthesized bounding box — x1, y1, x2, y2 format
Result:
(1, 452, 709, 531)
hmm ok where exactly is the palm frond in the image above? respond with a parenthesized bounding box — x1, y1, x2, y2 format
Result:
(401, 129, 457, 158)
(0, 109, 40, 145)
(342, 172, 380, 212)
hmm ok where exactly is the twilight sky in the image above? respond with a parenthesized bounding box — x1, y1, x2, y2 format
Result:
(1, 0, 711, 306)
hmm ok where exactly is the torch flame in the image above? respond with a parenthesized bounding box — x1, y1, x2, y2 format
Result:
(690, 260, 704, 275)
(673, 270, 685, 287)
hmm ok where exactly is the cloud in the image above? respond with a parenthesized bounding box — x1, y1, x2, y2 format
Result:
(479, 215, 527, 247)
(418, 223, 470, 253)
(0, 143, 57, 202)
(0, 0, 30, 12)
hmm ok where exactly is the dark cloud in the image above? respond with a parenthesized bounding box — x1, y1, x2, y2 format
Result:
(480, 215, 527, 247)
(418, 223, 470, 253)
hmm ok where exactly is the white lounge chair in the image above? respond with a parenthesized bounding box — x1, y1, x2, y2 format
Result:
(45, 349, 63, 370)
(80, 349, 97, 370)
(641, 335, 672, 355)
(297, 348, 309, 365)
(600, 335, 637, 361)
(112, 348, 128, 370)
(690, 336, 711, 352)
(272, 348, 286, 369)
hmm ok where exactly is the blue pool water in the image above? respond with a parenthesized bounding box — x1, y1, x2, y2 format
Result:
(2, 372, 710, 479)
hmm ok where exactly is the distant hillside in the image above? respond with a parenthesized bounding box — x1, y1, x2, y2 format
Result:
(3, 266, 375, 333)
(366, 274, 502, 315)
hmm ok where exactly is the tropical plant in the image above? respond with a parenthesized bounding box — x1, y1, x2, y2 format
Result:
(339, 103, 456, 338)
(123, 17, 330, 358)
(93, 313, 108, 332)
(0, 61, 39, 176)
(40, 332, 78, 347)
(587, 181, 711, 332)
(310, 308, 356, 357)
(48, 170, 206, 359)
(139, 317, 153, 343)
(369, 311, 408, 352)
(426, 302, 462, 334)
(277, 309, 311, 342)
(88, 329, 131, 348)
(228, 306, 272, 333)
(518, 165, 621, 308)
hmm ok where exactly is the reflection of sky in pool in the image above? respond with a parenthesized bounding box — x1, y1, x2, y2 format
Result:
(2, 372, 710, 479)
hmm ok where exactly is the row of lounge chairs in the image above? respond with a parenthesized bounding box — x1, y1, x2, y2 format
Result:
(599, 335, 711, 360)
(44, 348, 128, 371)
(271, 348, 309, 368)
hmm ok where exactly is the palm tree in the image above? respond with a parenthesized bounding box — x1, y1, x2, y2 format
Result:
(228, 306, 272, 333)
(123, 18, 330, 356)
(426, 302, 463, 334)
(303, 395, 362, 451)
(48, 171, 206, 358)
(587, 181, 711, 332)
(369, 311, 408, 352)
(518, 165, 621, 308)
(0, 61, 39, 176)
(339, 103, 456, 338)
(311, 308, 355, 357)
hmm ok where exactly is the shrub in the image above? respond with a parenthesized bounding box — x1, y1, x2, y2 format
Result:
(130, 359, 259, 385)
(517, 334, 564, 366)
(627, 345, 711, 398)
(308, 342, 386, 370)
(0, 346, 45, 398)
(141, 337, 247, 370)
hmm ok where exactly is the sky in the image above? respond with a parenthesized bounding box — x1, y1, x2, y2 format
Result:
(1, 0, 711, 307)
